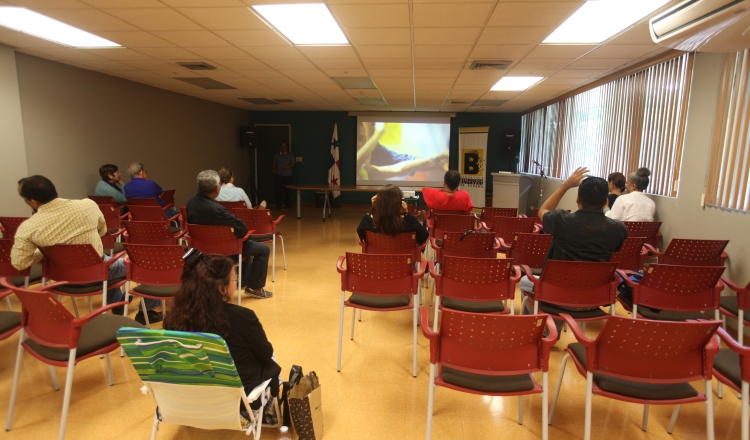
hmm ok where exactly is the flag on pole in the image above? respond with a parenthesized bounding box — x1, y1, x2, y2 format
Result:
(328, 124, 341, 199)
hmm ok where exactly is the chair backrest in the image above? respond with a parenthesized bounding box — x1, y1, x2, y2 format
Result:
(439, 256, 516, 302)
(589, 315, 720, 383)
(116, 327, 246, 431)
(506, 233, 553, 269)
(187, 224, 242, 256)
(0, 216, 28, 241)
(480, 207, 518, 221)
(0, 280, 76, 349)
(124, 221, 178, 245)
(536, 260, 618, 308)
(340, 252, 417, 296)
(491, 216, 536, 243)
(428, 208, 467, 218)
(217, 200, 247, 210)
(128, 205, 168, 222)
(432, 213, 475, 238)
(660, 238, 729, 266)
(123, 244, 184, 286)
(179, 207, 188, 234)
(363, 231, 420, 261)
(89, 195, 118, 206)
(635, 264, 725, 312)
(96, 202, 124, 231)
(623, 221, 662, 248)
(0, 239, 29, 278)
(436, 310, 552, 374)
(233, 208, 275, 235)
(609, 237, 646, 271)
(126, 197, 162, 207)
(161, 190, 176, 206)
(438, 232, 498, 265)
(39, 244, 107, 284)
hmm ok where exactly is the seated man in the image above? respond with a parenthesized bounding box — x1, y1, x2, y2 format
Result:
(94, 164, 127, 205)
(421, 170, 474, 214)
(521, 167, 627, 331)
(123, 162, 180, 220)
(11, 175, 162, 324)
(186, 170, 272, 299)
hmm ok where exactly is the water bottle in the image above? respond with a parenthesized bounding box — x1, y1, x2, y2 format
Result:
(278, 426, 292, 440)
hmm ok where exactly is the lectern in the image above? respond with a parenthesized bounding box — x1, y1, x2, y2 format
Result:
(491, 172, 531, 215)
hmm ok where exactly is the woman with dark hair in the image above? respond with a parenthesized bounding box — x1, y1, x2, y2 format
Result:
(164, 252, 281, 421)
(95, 164, 127, 205)
(606, 167, 656, 221)
(606, 172, 626, 209)
(356, 184, 428, 245)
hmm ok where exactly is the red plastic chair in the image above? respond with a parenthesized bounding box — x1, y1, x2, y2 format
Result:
(0, 289, 20, 339)
(336, 252, 426, 377)
(429, 256, 521, 330)
(232, 208, 286, 282)
(609, 237, 647, 271)
(39, 244, 127, 317)
(0, 216, 28, 241)
(430, 231, 500, 267)
(421, 308, 557, 440)
(521, 260, 619, 324)
(160, 189, 176, 208)
(484, 216, 539, 245)
(0, 278, 137, 440)
(359, 230, 426, 264)
(186, 224, 252, 305)
(424, 208, 471, 230)
(623, 221, 662, 249)
(94, 200, 128, 230)
(498, 232, 553, 275)
(645, 238, 729, 266)
(479, 207, 518, 229)
(127, 195, 175, 211)
(123, 220, 184, 246)
(217, 200, 247, 210)
(94, 204, 126, 256)
(0, 239, 42, 309)
(719, 276, 750, 345)
(430, 213, 478, 246)
(128, 205, 181, 231)
(713, 327, 750, 438)
(122, 244, 184, 327)
(550, 314, 721, 440)
(179, 206, 188, 235)
(616, 264, 725, 321)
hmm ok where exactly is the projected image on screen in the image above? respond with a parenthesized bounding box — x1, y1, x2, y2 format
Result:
(356, 119, 450, 187)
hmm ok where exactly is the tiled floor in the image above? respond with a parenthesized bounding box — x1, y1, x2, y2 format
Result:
(0, 207, 743, 439)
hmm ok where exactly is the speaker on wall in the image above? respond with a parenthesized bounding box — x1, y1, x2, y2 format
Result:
(500, 129, 521, 152)
(240, 127, 255, 149)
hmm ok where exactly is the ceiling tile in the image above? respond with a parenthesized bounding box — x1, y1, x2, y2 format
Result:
(95, 31, 175, 48)
(356, 45, 411, 59)
(7, 0, 90, 7)
(586, 44, 659, 59)
(235, 70, 283, 79)
(415, 77, 455, 85)
(263, 58, 317, 70)
(414, 59, 465, 70)
(311, 58, 364, 69)
(413, 28, 482, 46)
(453, 83, 491, 91)
(330, 4, 410, 28)
(297, 46, 358, 59)
(551, 69, 608, 78)
(214, 59, 269, 70)
(526, 44, 595, 59)
(415, 69, 461, 78)
(413, 3, 494, 28)
(459, 69, 511, 78)
(606, 23, 654, 46)
(240, 45, 301, 60)
(361, 58, 412, 69)
(414, 45, 471, 59)
(455, 76, 501, 85)
(565, 58, 628, 70)
(514, 58, 573, 70)
(135, 47, 199, 59)
(214, 29, 288, 46)
(320, 68, 369, 77)
(487, 2, 581, 27)
(84, 48, 157, 61)
(345, 28, 410, 46)
(104, 8, 204, 31)
(153, 31, 232, 47)
(80, 0, 167, 7)
(505, 67, 556, 76)
(469, 45, 531, 59)
(176, 7, 268, 30)
(20, 47, 106, 61)
(346, 89, 383, 98)
(184, 46, 250, 59)
(33, 9, 139, 31)
(368, 68, 413, 77)
(478, 27, 552, 45)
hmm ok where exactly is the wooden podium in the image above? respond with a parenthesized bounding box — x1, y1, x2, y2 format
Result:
(491, 172, 531, 215)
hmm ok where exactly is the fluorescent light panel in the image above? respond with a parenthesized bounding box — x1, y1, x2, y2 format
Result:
(252, 4, 348, 46)
(491, 77, 544, 91)
(0, 7, 120, 48)
(543, 0, 670, 44)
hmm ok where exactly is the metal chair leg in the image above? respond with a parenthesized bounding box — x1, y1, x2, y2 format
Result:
(549, 353, 569, 424)
(518, 396, 523, 425)
(542, 372, 549, 440)
(350, 307, 356, 340)
(6, 329, 25, 432)
(584, 372, 593, 440)
(337, 292, 344, 372)
(412, 300, 418, 378)
(426, 364, 437, 440)
(105, 353, 114, 386)
(642, 404, 649, 431)
(271, 234, 276, 282)
(667, 405, 681, 434)
(49, 365, 60, 391)
(237, 256, 243, 305)
(706, 379, 715, 440)
(280, 235, 287, 270)
(58, 348, 78, 440)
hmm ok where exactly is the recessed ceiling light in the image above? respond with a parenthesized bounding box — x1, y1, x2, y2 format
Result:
(251, 4, 348, 46)
(0, 7, 120, 48)
(491, 77, 544, 91)
(543, 0, 669, 44)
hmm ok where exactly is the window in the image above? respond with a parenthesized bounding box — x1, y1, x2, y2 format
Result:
(706, 50, 750, 211)
(520, 53, 694, 197)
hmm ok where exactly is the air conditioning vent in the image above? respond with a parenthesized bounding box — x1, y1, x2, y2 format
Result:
(469, 60, 512, 70)
(274, 98, 294, 103)
(473, 99, 507, 106)
(176, 62, 216, 70)
(239, 98, 280, 105)
(449, 100, 472, 104)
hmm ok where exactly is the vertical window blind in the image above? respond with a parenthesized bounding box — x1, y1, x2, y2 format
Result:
(707, 50, 750, 211)
(520, 53, 694, 198)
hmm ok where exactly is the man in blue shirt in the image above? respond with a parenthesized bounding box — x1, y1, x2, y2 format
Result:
(124, 162, 180, 219)
(272, 142, 295, 209)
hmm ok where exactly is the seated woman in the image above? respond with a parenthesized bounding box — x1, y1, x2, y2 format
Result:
(164, 251, 281, 422)
(357, 184, 428, 245)
(606, 167, 656, 221)
(606, 172, 626, 209)
(95, 163, 127, 205)
(216, 166, 253, 208)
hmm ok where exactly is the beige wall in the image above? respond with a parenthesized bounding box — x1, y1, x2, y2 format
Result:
(13, 53, 248, 207)
(0, 45, 29, 216)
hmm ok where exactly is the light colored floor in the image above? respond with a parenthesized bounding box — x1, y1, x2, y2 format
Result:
(0, 206, 744, 440)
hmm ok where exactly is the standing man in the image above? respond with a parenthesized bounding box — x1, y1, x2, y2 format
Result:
(123, 162, 180, 219)
(187, 170, 272, 299)
(272, 142, 295, 209)
(421, 170, 474, 214)
(11, 175, 162, 323)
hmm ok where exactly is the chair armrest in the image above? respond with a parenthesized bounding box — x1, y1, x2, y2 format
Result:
(240, 230, 254, 242)
(559, 313, 595, 347)
(498, 237, 512, 251)
(166, 213, 181, 223)
(162, 203, 176, 211)
(479, 221, 491, 231)
(336, 256, 346, 275)
(111, 228, 126, 238)
(272, 215, 285, 225)
(429, 237, 441, 250)
(717, 327, 750, 356)
(510, 265, 522, 283)
(541, 315, 559, 370)
(615, 269, 641, 287)
(721, 251, 729, 265)
(639, 246, 649, 257)
(118, 212, 130, 221)
(427, 261, 440, 279)
(413, 259, 427, 279)
(642, 243, 662, 255)
(417, 241, 427, 253)
(520, 265, 539, 285)
(33, 280, 70, 292)
(721, 276, 749, 293)
(419, 307, 439, 364)
(493, 238, 502, 252)
(72, 301, 129, 328)
(104, 251, 127, 266)
(532, 224, 542, 234)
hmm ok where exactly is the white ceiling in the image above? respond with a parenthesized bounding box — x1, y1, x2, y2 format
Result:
(0, 0, 682, 113)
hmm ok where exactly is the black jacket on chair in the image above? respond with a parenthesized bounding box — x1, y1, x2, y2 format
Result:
(186, 193, 247, 238)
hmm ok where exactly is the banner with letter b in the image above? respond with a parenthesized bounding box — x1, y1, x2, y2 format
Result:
(458, 127, 488, 208)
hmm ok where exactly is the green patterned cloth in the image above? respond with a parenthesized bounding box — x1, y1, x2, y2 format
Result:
(117, 327, 242, 388)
